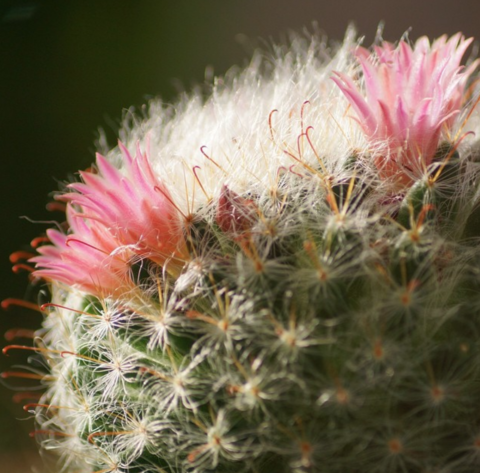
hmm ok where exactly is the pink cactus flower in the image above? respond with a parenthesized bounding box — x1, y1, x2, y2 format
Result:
(332, 33, 477, 185)
(31, 206, 133, 297)
(61, 142, 189, 274)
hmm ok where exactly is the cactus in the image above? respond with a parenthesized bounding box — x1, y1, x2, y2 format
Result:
(6, 28, 480, 473)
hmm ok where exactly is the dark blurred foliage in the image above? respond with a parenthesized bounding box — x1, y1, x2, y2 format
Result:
(1, 0, 479, 471)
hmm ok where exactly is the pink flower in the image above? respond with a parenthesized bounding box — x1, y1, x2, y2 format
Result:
(31, 206, 133, 296)
(61, 142, 189, 274)
(332, 33, 477, 184)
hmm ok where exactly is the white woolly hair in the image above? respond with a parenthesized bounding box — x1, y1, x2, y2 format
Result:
(104, 26, 367, 214)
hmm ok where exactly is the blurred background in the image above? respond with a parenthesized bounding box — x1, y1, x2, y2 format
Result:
(1, 0, 479, 471)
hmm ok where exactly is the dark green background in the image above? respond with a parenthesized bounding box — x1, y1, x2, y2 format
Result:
(1, 1, 479, 471)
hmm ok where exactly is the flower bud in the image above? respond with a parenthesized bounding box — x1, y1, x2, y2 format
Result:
(215, 185, 257, 238)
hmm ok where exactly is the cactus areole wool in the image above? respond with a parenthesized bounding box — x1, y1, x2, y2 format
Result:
(7, 28, 480, 472)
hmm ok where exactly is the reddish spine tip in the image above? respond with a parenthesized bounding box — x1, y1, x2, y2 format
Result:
(30, 236, 50, 248)
(12, 264, 34, 274)
(186, 310, 199, 319)
(1, 371, 48, 380)
(4, 329, 35, 341)
(2, 298, 41, 313)
(12, 392, 42, 403)
(9, 251, 35, 264)
(23, 403, 48, 412)
(2, 345, 34, 356)
(28, 430, 66, 438)
(60, 351, 75, 358)
(45, 202, 67, 213)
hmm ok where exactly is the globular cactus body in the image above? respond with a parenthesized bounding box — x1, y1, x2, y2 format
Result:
(8, 28, 480, 473)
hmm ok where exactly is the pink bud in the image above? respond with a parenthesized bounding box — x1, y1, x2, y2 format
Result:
(216, 185, 257, 237)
